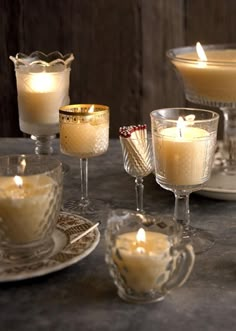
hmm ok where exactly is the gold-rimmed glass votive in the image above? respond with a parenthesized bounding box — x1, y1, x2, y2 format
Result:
(59, 104, 109, 217)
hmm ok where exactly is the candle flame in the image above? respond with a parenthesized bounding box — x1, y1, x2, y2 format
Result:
(136, 228, 146, 254)
(21, 159, 26, 169)
(196, 42, 207, 61)
(184, 114, 195, 126)
(18, 159, 26, 174)
(177, 116, 185, 138)
(88, 104, 95, 113)
(30, 73, 54, 93)
(136, 228, 146, 242)
(14, 175, 23, 188)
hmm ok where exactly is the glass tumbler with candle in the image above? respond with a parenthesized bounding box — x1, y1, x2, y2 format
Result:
(105, 209, 195, 304)
(151, 108, 219, 254)
(10, 51, 74, 155)
(119, 125, 153, 213)
(167, 43, 236, 183)
(0, 155, 63, 264)
(59, 104, 109, 216)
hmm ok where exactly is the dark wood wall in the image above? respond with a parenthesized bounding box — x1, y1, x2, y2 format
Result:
(1, 0, 236, 138)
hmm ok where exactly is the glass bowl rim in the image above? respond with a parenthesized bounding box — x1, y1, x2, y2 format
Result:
(150, 107, 219, 124)
(0, 154, 62, 175)
(167, 43, 236, 66)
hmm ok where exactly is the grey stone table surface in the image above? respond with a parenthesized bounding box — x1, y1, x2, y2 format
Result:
(0, 138, 235, 331)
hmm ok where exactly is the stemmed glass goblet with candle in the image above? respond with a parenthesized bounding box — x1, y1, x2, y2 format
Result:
(10, 51, 74, 155)
(59, 104, 109, 216)
(151, 108, 219, 254)
(119, 125, 153, 213)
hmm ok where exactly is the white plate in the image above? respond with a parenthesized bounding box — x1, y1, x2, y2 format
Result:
(198, 142, 236, 200)
(198, 167, 236, 200)
(0, 212, 100, 282)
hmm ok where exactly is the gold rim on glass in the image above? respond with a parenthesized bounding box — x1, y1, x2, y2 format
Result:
(59, 104, 109, 116)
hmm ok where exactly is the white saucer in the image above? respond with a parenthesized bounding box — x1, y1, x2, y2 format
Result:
(198, 142, 236, 200)
(198, 167, 236, 200)
(0, 212, 100, 282)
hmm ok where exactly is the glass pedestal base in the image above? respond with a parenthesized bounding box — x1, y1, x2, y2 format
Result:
(62, 199, 110, 224)
(183, 225, 215, 255)
(31, 134, 56, 155)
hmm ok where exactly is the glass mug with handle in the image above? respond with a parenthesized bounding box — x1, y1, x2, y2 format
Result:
(105, 209, 195, 304)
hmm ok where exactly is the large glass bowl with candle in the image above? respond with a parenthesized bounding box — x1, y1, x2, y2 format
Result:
(105, 209, 195, 304)
(10, 51, 74, 155)
(167, 43, 236, 180)
(151, 108, 219, 254)
(59, 104, 109, 217)
(0, 154, 62, 264)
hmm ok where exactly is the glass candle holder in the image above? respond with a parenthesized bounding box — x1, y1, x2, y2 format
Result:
(151, 108, 219, 254)
(119, 125, 153, 213)
(105, 209, 195, 304)
(10, 51, 74, 155)
(0, 155, 63, 264)
(59, 104, 109, 216)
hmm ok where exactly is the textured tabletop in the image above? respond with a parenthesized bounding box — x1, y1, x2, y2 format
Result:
(0, 138, 235, 331)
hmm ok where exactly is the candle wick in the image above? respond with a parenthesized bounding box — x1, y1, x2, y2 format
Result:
(136, 246, 145, 254)
(179, 127, 182, 138)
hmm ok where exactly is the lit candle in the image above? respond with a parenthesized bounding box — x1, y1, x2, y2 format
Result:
(112, 228, 172, 293)
(0, 174, 56, 244)
(60, 105, 109, 158)
(153, 115, 214, 186)
(170, 42, 236, 102)
(16, 70, 70, 135)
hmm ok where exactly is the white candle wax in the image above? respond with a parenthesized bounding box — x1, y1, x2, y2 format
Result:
(16, 71, 70, 135)
(112, 231, 171, 293)
(154, 126, 214, 186)
(173, 49, 236, 102)
(0, 175, 56, 244)
(60, 121, 109, 158)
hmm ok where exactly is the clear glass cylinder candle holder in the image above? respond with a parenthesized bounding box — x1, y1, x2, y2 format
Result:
(105, 209, 195, 304)
(151, 108, 219, 191)
(0, 155, 63, 264)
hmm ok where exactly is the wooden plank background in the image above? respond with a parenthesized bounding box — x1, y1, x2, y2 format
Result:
(1, 0, 236, 138)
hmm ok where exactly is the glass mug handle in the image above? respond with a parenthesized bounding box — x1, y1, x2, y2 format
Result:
(165, 243, 195, 291)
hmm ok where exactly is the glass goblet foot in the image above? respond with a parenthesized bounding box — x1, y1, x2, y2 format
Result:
(63, 198, 109, 216)
(182, 225, 215, 254)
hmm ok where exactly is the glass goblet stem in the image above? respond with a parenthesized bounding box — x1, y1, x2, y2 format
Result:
(135, 177, 144, 213)
(79, 158, 89, 208)
(174, 191, 190, 229)
(31, 135, 56, 155)
(221, 107, 236, 172)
